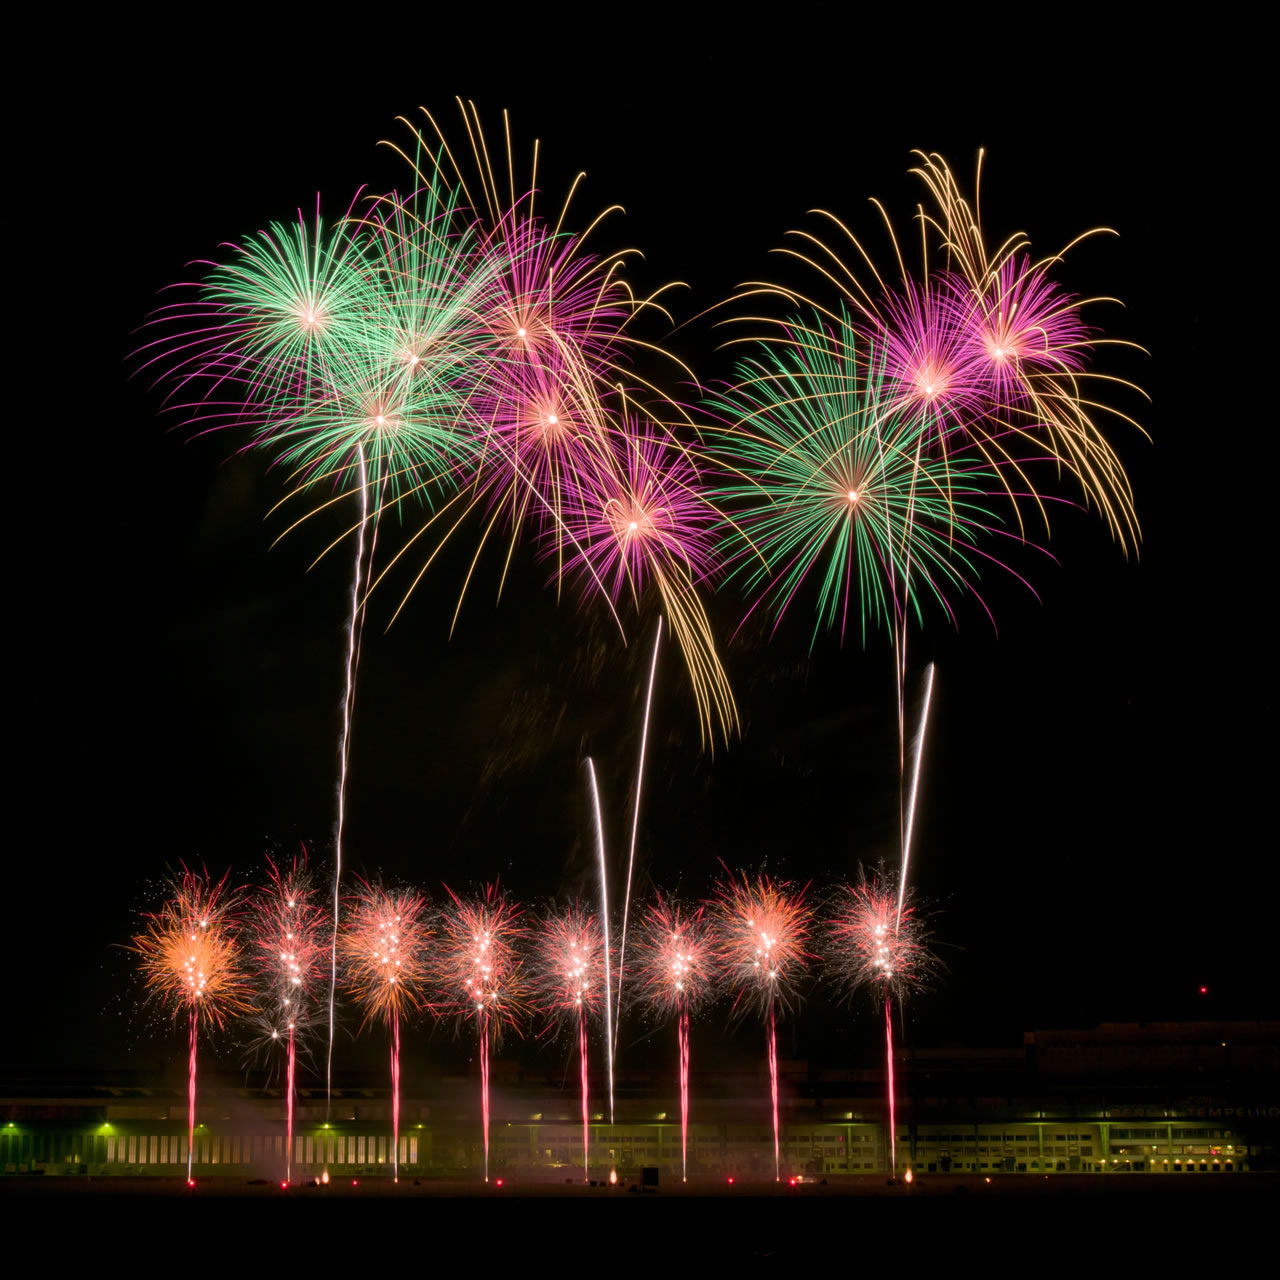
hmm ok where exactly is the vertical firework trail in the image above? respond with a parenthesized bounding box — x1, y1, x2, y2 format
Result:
(187, 1008, 197, 1182)
(585, 759, 615, 1124)
(885, 998, 897, 1177)
(391, 1013, 401, 1182)
(768, 1001, 780, 1180)
(329, 444, 369, 1114)
(479, 1026, 491, 1180)
(614, 615, 663, 1061)
(678, 1005, 690, 1181)
(897, 663, 935, 929)
(285, 1022, 296, 1183)
(579, 1010, 590, 1179)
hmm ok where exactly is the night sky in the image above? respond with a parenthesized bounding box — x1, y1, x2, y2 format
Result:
(13, 30, 1269, 1085)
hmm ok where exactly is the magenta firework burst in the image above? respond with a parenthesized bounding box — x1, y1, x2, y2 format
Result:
(827, 871, 937, 1008)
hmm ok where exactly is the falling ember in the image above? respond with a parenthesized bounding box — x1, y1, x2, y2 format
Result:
(632, 894, 716, 1183)
(130, 868, 252, 1182)
(712, 872, 812, 1181)
(433, 886, 529, 1182)
(339, 883, 431, 1182)
(533, 905, 605, 1183)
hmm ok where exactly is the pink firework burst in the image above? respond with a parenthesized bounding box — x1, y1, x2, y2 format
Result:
(339, 881, 432, 1182)
(870, 276, 986, 434)
(711, 871, 813, 1022)
(555, 418, 721, 604)
(711, 871, 812, 1182)
(631, 894, 717, 1183)
(631, 894, 718, 1019)
(826, 871, 938, 1008)
(435, 884, 530, 1041)
(247, 851, 330, 1183)
(533, 903, 606, 1181)
(952, 254, 1091, 407)
(435, 884, 529, 1182)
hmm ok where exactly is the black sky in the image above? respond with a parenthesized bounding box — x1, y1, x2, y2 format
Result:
(11, 26, 1270, 1083)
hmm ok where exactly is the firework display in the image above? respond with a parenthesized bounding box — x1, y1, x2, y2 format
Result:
(245, 852, 330, 1183)
(533, 904, 607, 1180)
(827, 869, 939, 1177)
(713, 872, 813, 1180)
(338, 883, 432, 1181)
(130, 869, 252, 1182)
(630, 894, 717, 1181)
(128, 109, 1150, 1189)
(434, 885, 529, 1181)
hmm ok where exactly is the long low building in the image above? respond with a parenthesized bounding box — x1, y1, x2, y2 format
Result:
(3, 1021, 1275, 1180)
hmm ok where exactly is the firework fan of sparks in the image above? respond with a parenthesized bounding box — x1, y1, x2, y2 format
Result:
(339, 883, 433, 1029)
(434, 885, 530, 1042)
(245, 854, 331, 1052)
(707, 312, 1046, 649)
(629, 894, 718, 1019)
(711, 871, 813, 1021)
(733, 150, 1146, 551)
(130, 868, 254, 1030)
(826, 870, 939, 1008)
(533, 904, 607, 1027)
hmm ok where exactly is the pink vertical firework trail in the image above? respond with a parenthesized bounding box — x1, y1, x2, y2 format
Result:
(631, 895, 714, 1183)
(391, 1013, 401, 1181)
(479, 1028, 491, 1179)
(187, 1009, 197, 1182)
(885, 998, 897, 1177)
(285, 1023, 296, 1183)
(767, 1002, 780, 1180)
(579, 1010, 590, 1179)
(678, 1007, 690, 1181)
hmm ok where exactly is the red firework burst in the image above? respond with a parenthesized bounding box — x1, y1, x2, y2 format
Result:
(630, 894, 718, 1019)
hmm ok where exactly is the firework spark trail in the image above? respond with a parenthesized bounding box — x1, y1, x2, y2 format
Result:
(533, 905, 604, 1182)
(677, 1007, 690, 1181)
(632, 896, 714, 1181)
(614, 613, 663, 1060)
(329, 443, 369, 1116)
(885, 998, 897, 1177)
(131, 869, 252, 1185)
(339, 884, 431, 1181)
(479, 1027, 491, 1179)
(768, 1002, 780, 1181)
(585, 759, 615, 1124)
(712, 872, 811, 1181)
(898, 663, 935, 929)
(286, 1021, 295, 1182)
(433, 886, 528, 1181)
(579, 1012, 590, 1178)
(187, 1010, 197, 1182)
(391, 1014, 401, 1181)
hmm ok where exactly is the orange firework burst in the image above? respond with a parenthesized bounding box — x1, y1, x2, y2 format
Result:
(339, 882, 432, 1029)
(131, 867, 253, 1029)
(711, 870, 813, 1021)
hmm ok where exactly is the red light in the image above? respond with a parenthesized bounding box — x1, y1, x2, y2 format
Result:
(1199, 986, 1208, 995)
(789, 1177, 797, 1185)
(352, 1179, 358, 1186)
(496, 1178, 504, 1187)
(280, 1181, 288, 1189)
(186, 1179, 195, 1187)
(727, 1176, 735, 1184)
